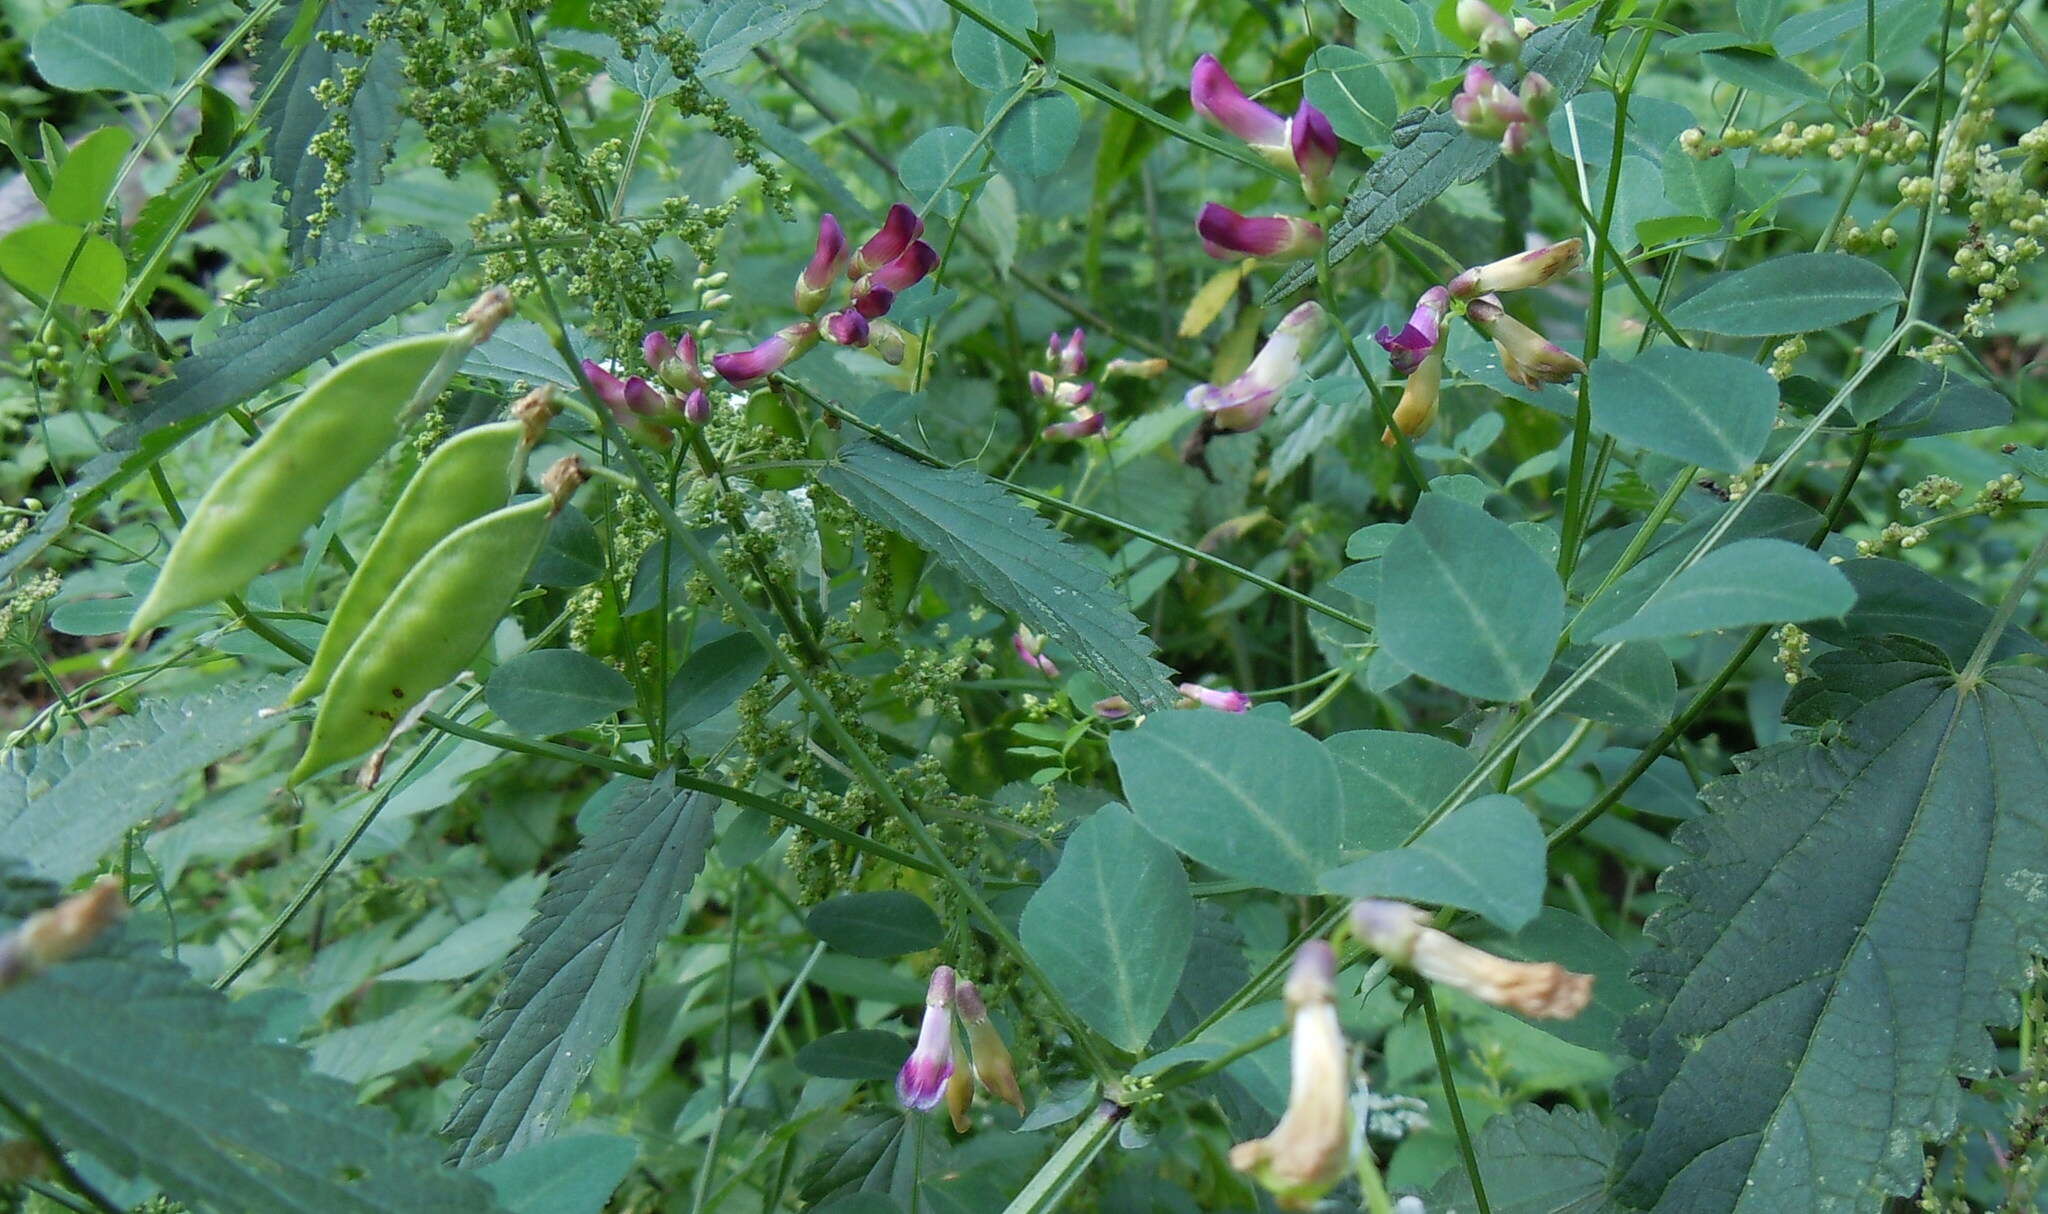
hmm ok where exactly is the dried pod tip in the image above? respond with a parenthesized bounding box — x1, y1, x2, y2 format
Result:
(512, 384, 558, 444)
(461, 286, 515, 339)
(542, 456, 587, 511)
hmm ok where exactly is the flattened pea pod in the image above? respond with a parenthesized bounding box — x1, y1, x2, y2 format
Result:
(285, 400, 549, 706)
(123, 290, 512, 646)
(287, 457, 585, 787)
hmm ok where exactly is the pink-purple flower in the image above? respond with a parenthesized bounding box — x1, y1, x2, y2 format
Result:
(1373, 286, 1452, 376)
(1190, 54, 1291, 160)
(1179, 682, 1252, 712)
(1183, 301, 1324, 433)
(1198, 204, 1324, 262)
(1291, 101, 1341, 205)
(795, 214, 848, 314)
(1457, 0, 1522, 65)
(712, 321, 820, 388)
(852, 203, 925, 277)
(1049, 328, 1087, 377)
(1012, 626, 1059, 677)
(1042, 410, 1107, 441)
(825, 309, 871, 348)
(897, 966, 958, 1111)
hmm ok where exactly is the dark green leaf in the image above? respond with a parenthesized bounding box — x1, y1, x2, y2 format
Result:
(1807, 557, 2046, 664)
(1667, 252, 1902, 336)
(665, 631, 771, 735)
(1702, 48, 1827, 100)
(796, 1029, 913, 1079)
(1871, 361, 2012, 436)
(1571, 493, 1823, 640)
(1020, 804, 1193, 1051)
(1661, 136, 1734, 218)
(486, 650, 637, 736)
(30, 5, 174, 94)
(952, 0, 1035, 89)
(1546, 641, 1677, 726)
(531, 504, 605, 587)
(1594, 537, 1854, 643)
(1320, 794, 1546, 930)
(1264, 17, 1604, 301)
(1589, 348, 1781, 472)
(1304, 46, 1396, 145)
(0, 863, 506, 1212)
(820, 441, 1175, 711)
(806, 890, 944, 958)
(1324, 729, 1475, 856)
(477, 1135, 638, 1214)
(255, 0, 403, 261)
(992, 90, 1079, 178)
(444, 774, 716, 1164)
(796, 1112, 907, 1205)
(685, 0, 835, 74)
(0, 677, 293, 883)
(1618, 661, 2048, 1209)
(1428, 1105, 1619, 1214)
(1113, 711, 1344, 894)
(131, 228, 465, 438)
(1378, 493, 1564, 702)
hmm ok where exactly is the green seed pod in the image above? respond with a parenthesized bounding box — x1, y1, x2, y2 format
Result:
(124, 291, 512, 647)
(285, 419, 533, 707)
(287, 457, 582, 787)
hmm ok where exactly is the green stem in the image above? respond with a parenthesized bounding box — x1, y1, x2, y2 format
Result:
(1001, 1105, 1123, 1214)
(1421, 983, 1491, 1214)
(1960, 528, 2048, 685)
(1318, 245, 1427, 498)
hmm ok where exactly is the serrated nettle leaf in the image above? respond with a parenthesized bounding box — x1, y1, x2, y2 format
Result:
(30, 4, 175, 94)
(1589, 347, 1781, 472)
(1618, 659, 2048, 1210)
(1020, 804, 1192, 1052)
(0, 863, 507, 1213)
(0, 677, 294, 883)
(1320, 794, 1547, 930)
(820, 441, 1176, 711)
(807, 890, 944, 958)
(486, 649, 638, 736)
(1667, 252, 1904, 335)
(256, 0, 402, 261)
(992, 89, 1080, 179)
(1325, 729, 1476, 856)
(1427, 1105, 1618, 1214)
(445, 774, 715, 1164)
(1265, 16, 1604, 301)
(796, 1028, 914, 1079)
(1594, 537, 1855, 644)
(1378, 493, 1564, 703)
(1807, 557, 2047, 665)
(130, 228, 466, 439)
(1113, 710, 1344, 894)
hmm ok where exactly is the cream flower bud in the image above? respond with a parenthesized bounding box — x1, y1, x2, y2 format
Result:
(1447, 238, 1583, 299)
(1229, 941, 1352, 1209)
(1349, 900, 1593, 1019)
(1104, 357, 1169, 379)
(1182, 301, 1325, 433)
(1464, 295, 1586, 388)
(0, 877, 126, 993)
(956, 980, 1026, 1113)
(1382, 346, 1444, 447)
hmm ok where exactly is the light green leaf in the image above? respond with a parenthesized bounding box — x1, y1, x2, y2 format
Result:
(486, 649, 637, 736)
(1617, 653, 2048, 1209)
(1111, 711, 1344, 894)
(1325, 729, 1475, 855)
(1020, 804, 1193, 1051)
(0, 863, 506, 1212)
(43, 126, 132, 224)
(0, 220, 125, 310)
(1378, 493, 1564, 702)
(1547, 641, 1677, 726)
(1320, 794, 1546, 930)
(992, 89, 1080, 179)
(1667, 252, 1903, 336)
(1571, 493, 1823, 640)
(1339, 0, 1419, 42)
(1703, 47, 1827, 101)
(1305, 46, 1395, 145)
(820, 441, 1176, 711)
(1265, 16, 1604, 301)
(1590, 347, 1781, 471)
(444, 774, 716, 1164)
(952, 0, 1035, 89)
(478, 1135, 638, 1214)
(1660, 137, 1733, 219)
(0, 677, 292, 883)
(380, 907, 534, 982)
(30, 5, 175, 94)
(1594, 537, 1854, 644)
(1429, 1105, 1619, 1214)
(969, 171, 1020, 278)
(807, 890, 944, 958)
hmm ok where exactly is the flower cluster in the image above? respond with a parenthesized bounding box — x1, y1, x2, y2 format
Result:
(1451, 63, 1555, 160)
(1226, 900, 1593, 1208)
(581, 329, 715, 446)
(1373, 239, 1584, 446)
(896, 966, 1026, 1132)
(714, 205, 937, 388)
(1023, 328, 1168, 442)
(1189, 56, 1339, 260)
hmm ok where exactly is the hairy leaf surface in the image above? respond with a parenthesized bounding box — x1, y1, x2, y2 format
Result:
(1428, 1105, 1620, 1213)
(255, 0, 403, 261)
(444, 773, 715, 1164)
(1617, 653, 2048, 1210)
(820, 440, 1176, 711)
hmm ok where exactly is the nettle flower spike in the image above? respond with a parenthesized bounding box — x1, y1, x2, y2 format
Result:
(1374, 285, 1452, 375)
(712, 321, 820, 388)
(956, 980, 1027, 1113)
(1012, 626, 1059, 677)
(1230, 941, 1353, 1210)
(1457, 0, 1522, 64)
(1448, 237, 1583, 299)
(795, 213, 849, 315)
(1292, 101, 1341, 206)
(1383, 345, 1445, 448)
(1466, 294, 1586, 389)
(1350, 899, 1593, 1019)
(898, 965, 958, 1110)
(1183, 301, 1325, 433)
(1179, 681, 1251, 712)
(1191, 54, 1292, 167)
(1198, 204, 1324, 263)
(852, 203, 925, 277)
